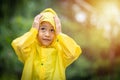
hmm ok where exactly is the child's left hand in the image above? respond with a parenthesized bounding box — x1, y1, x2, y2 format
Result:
(54, 16, 62, 35)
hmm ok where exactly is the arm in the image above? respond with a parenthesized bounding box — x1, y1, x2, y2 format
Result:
(11, 14, 42, 63)
(11, 28, 38, 63)
(54, 16, 82, 68)
(57, 33, 82, 68)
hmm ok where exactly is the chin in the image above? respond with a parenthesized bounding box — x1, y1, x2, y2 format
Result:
(42, 43, 51, 47)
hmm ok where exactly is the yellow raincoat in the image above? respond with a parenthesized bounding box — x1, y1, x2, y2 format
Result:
(11, 8, 82, 80)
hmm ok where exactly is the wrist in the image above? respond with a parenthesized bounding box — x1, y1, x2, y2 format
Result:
(32, 22, 39, 30)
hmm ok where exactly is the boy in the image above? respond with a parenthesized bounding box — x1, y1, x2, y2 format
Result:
(11, 8, 82, 80)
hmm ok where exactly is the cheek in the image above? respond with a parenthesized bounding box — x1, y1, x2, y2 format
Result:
(51, 34, 55, 40)
(38, 32, 42, 40)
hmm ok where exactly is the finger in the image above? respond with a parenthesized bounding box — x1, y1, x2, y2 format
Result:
(54, 16, 61, 34)
(32, 14, 43, 29)
(54, 16, 61, 27)
(34, 14, 43, 22)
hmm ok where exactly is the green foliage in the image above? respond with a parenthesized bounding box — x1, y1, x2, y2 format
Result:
(0, 0, 120, 80)
(62, 14, 120, 79)
(66, 56, 92, 78)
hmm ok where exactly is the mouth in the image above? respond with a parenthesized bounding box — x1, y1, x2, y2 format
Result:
(41, 38, 53, 46)
(42, 38, 51, 41)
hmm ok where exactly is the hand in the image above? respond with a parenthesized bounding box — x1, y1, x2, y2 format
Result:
(32, 14, 42, 30)
(54, 15, 62, 35)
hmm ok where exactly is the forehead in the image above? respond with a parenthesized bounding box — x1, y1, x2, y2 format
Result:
(41, 21, 54, 29)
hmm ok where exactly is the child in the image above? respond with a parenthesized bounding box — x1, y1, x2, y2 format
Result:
(11, 8, 82, 80)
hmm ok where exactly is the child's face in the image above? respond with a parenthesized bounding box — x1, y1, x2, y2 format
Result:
(38, 22, 55, 46)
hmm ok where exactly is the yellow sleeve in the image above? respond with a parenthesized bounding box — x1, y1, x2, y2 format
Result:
(11, 28, 38, 63)
(57, 33, 82, 68)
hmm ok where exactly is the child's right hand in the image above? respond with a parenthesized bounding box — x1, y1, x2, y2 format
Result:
(32, 14, 42, 30)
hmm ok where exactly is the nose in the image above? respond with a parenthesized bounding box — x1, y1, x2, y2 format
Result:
(45, 31, 50, 37)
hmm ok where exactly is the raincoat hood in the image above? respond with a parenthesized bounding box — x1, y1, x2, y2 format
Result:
(40, 8, 57, 30)
(39, 8, 58, 47)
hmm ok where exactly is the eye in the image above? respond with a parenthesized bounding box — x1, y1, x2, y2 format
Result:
(41, 27, 45, 30)
(40, 27, 46, 31)
(50, 29, 55, 32)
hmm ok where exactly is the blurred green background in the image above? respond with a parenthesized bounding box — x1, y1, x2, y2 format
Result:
(0, 0, 120, 80)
